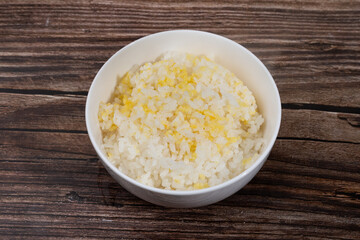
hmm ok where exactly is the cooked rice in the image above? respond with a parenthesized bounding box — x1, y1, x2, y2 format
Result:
(98, 52, 264, 190)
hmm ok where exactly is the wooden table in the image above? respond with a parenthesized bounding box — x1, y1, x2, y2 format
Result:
(1, 1, 359, 239)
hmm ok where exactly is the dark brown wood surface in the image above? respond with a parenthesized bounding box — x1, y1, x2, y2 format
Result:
(1, 0, 360, 239)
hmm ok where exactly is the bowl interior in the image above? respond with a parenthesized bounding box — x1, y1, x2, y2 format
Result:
(86, 30, 281, 188)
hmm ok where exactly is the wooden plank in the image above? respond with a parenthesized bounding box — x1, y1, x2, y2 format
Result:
(0, 93, 86, 132)
(1, 93, 359, 143)
(1, 130, 359, 192)
(277, 82, 360, 109)
(279, 109, 360, 143)
(2, 129, 359, 173)
(0, 131, 95, 160)
(0, 204, 358, 239)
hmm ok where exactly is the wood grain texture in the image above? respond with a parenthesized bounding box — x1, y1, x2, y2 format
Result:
(0, 0, 359, 239)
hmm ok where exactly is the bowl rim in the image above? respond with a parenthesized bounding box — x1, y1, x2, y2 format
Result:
(85, 29, 281, 196)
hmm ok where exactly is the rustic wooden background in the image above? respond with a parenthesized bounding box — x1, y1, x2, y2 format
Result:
(1, 0, 359, 239)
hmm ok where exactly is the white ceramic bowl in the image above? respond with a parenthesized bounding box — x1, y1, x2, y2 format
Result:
(86, 30, 281, 208)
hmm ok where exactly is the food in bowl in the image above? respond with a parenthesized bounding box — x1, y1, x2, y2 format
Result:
(98, 52, 264, 190)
